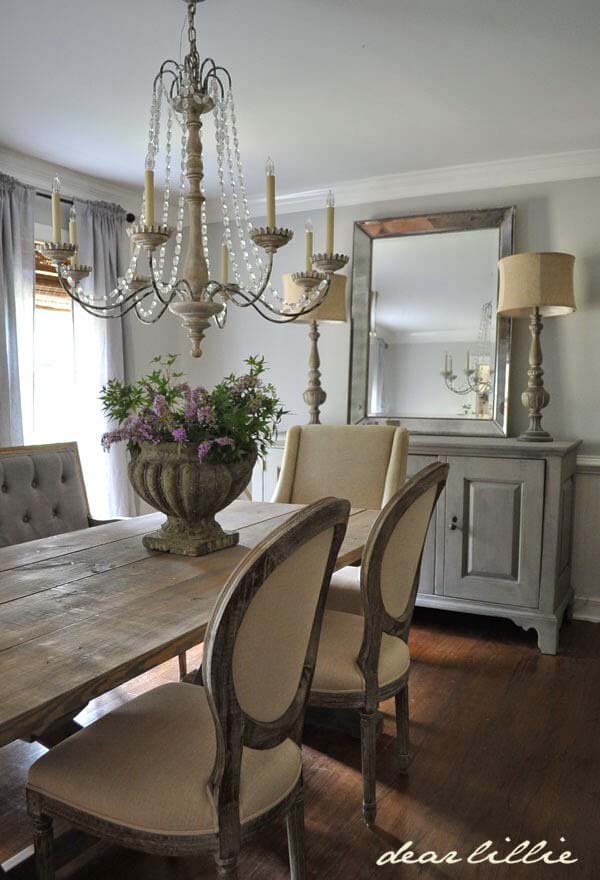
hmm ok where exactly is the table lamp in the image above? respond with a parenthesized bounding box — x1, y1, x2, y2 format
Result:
(498, 252, 576, 442)
(282, 273, 347, 424)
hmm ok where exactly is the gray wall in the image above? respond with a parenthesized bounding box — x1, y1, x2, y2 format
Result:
(124, 175, 600, 615)
(127, 176, 600, 451)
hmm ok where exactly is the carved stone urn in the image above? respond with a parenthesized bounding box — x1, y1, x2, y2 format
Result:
(128, 442, 257, 556)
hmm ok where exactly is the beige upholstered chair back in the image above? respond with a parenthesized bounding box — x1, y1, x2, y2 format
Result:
(203, 497, 349, 790)
(272, 425, 409, 510)
(360, 462, 448, 650)
(0, 443, 90, 547)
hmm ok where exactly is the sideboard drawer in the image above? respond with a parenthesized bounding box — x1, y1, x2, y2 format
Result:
(443, 456, 544, 608)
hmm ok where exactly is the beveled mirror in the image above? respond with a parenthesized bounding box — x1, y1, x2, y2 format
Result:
(348, 207, 515, 435)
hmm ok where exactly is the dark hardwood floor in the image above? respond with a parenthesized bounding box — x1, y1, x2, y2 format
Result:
(2, 609, 599, 879)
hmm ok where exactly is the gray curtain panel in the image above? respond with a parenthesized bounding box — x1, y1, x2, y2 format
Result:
(0, 173, 34, 446)
(73, 199, 135, 517)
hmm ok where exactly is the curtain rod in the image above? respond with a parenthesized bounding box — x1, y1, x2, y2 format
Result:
(36, 190, 136, 223)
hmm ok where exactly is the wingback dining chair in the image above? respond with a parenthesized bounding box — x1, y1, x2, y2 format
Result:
(26, 496, 350, 880)
(0, 442, 114, 547)
(308, 462, 448, 826)
(271, 424, 409, 510)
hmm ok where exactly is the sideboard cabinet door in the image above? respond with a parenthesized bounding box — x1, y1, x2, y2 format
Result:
(443, 457, 544, 608)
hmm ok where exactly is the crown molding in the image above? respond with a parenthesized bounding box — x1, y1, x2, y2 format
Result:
(5, 143, 600, 224)
(206, 147, 600, 222)
(0, 146, 139, 213)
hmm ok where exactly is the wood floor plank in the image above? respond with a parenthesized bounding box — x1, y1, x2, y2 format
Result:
(2, 614, 599, 879)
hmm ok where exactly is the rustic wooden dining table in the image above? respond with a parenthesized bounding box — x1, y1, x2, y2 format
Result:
(0, 501, 377, 753)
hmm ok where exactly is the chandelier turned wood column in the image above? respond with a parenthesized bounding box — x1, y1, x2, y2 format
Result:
(35, 0, 348, 359)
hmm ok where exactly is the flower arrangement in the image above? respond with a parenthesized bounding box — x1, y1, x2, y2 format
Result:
(100, 354, 285, 463)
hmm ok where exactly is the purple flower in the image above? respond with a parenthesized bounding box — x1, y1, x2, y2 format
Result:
(236, 374, 261, 393)
(198, 440, 212, 462)
(215, 436, 235, 448)
(101, 429, 123, 451)
(172, 427, 188, 443)
(152, 394, 168, 417)
(197, 405, 215, 425)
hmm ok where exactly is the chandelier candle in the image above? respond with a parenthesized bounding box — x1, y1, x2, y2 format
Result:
(35, 0, 348, 358)
(265, 157, 276, 228)
(326, 189, 335, 255)
(68, 206, 78, 267)
(305, 219, 314, 273)
(51, 176, 61, 243)
(144, 156, 155, 227)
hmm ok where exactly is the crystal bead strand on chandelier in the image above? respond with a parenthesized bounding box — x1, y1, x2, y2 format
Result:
(37, 0, 349, 356)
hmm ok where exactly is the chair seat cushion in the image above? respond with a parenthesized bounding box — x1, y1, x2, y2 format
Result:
(326, 565, 363, 615)
(28, 682, 301, 837)
(311, 611, 410, 696)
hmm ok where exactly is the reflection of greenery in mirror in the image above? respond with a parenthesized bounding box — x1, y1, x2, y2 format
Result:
(369, 228, 499, 420)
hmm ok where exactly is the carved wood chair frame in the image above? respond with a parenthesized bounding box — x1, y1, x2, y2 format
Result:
(27, 496, 351, 880)
(308, 462, 448, 824)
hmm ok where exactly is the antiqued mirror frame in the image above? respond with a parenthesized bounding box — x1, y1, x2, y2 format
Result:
(348, 207, 515, 436)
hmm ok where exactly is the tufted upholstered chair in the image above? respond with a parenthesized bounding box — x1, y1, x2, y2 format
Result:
(0, 444, 105, 547)
(271, 424, 409, 509)
(27, 496, 350, 880)
(308, 463, 448, 826)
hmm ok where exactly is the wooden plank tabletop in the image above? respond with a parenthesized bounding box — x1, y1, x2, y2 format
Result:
(0, 501, 377, 748)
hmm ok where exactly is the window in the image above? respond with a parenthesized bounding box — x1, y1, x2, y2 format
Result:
(31, 243, 77, 444)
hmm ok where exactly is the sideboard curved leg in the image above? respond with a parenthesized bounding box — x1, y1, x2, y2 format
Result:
(535, 620, 560, 655)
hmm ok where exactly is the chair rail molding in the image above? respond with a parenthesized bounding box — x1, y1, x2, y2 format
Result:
(575, 455, 600, 475)
(210, 147, 600, 221)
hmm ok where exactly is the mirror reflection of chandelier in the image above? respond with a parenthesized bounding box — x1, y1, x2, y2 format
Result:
(440, 301, 493, 396)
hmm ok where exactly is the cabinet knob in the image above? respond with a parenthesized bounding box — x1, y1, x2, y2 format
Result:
(448, 515, 459, 531)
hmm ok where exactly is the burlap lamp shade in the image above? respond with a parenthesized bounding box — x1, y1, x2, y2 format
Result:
(498, 253, 575, 318)
(282, 273, 347, 324)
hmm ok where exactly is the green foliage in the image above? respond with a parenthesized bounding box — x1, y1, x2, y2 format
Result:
(100, 354, 287, 463)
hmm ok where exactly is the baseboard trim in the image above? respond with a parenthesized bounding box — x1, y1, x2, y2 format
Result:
(572, 596, 600, 622)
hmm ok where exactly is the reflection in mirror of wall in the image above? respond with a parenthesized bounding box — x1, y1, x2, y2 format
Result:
(349, 208, 515, 436)
(368, 229, 499, 421)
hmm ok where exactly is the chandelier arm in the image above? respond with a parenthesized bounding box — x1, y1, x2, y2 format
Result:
(231, 276, 332, 324)
(55, 266, 155, 315)
(134, 298, 173, 325)
(257, 276, 332, 319)
(154, 61, 181, 93)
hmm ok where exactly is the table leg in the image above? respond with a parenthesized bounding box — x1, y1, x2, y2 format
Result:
(22, 716, 83, 750)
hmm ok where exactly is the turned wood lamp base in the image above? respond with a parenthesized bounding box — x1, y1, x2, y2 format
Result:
(518, 307, 553, 443)
(303, 320, 327, 424)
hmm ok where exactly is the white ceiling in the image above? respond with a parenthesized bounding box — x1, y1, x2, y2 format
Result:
(372, 229, 499, 342)
(2, 0, 600, 199)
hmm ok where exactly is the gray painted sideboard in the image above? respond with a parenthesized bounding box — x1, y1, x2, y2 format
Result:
(252, 435, 581, 654)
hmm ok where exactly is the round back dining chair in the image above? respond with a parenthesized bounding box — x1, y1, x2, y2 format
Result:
(272, 424, 409, 510)
(308, 462, 448, 825)
(27, 496, 350, 880)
